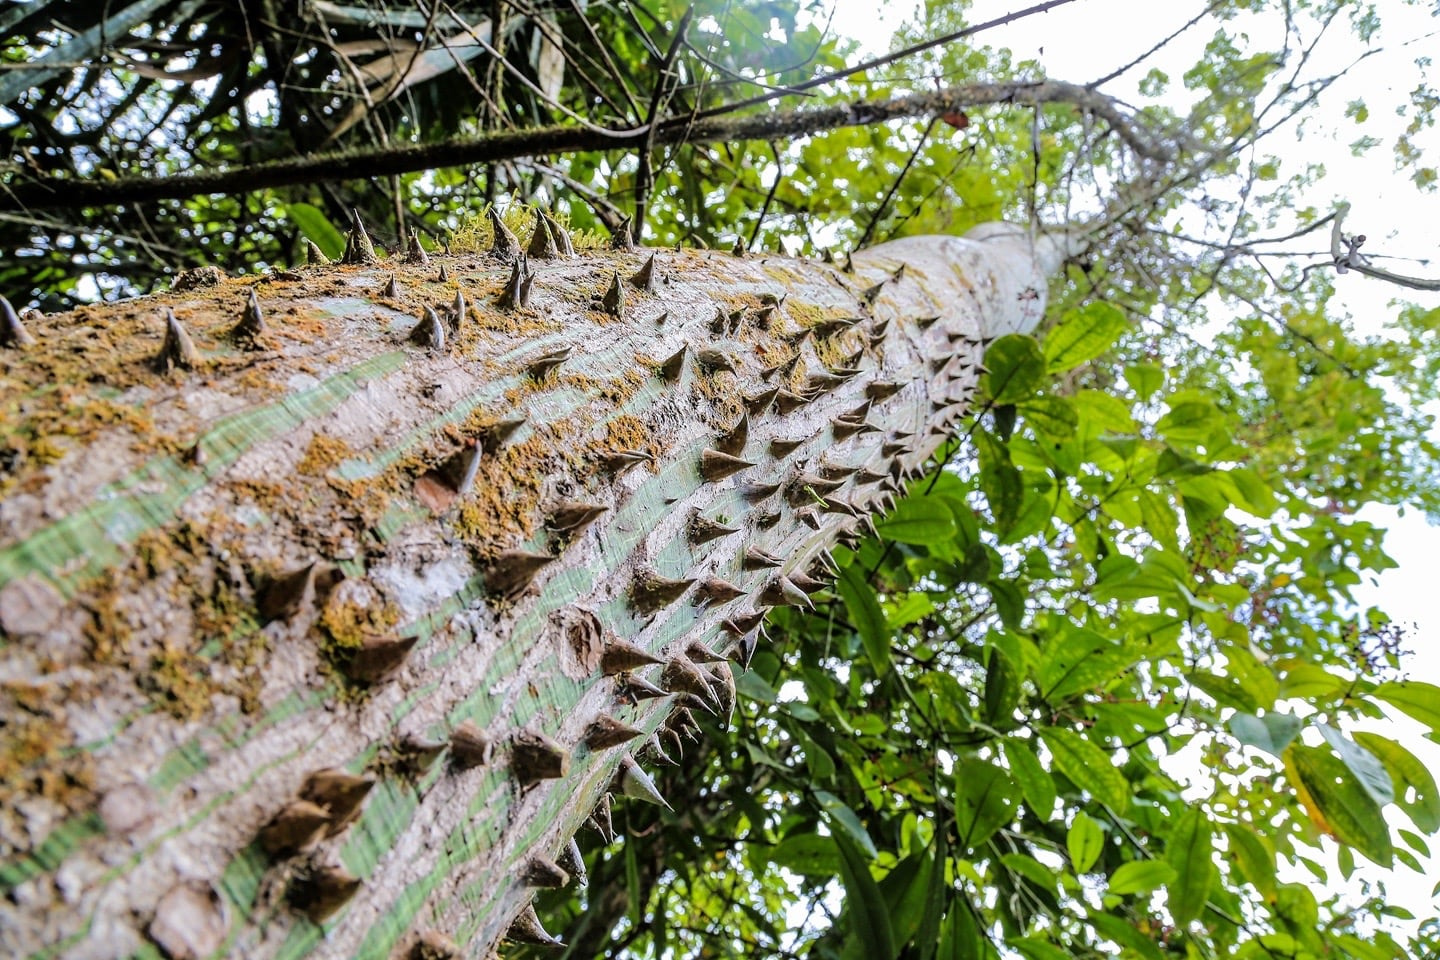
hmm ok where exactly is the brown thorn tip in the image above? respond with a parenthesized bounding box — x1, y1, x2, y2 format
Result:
(408, 306, 447, 351)
(304, 239, 331, 266)
(405, 228, 431, 265)
(449, 721, 492, 769)
(630, 570, 695, 613)
(259, 562, 318, 622)
(483, 549, 557, 600)
(696, 577, 746, 604)
(629, 252, 657, 293)
(345, 633, 418, 683)
(511, 729, 570, 784)
(519, 856, 570, 888)
(288, 864, 362, 922)
(505, 904, 564, 946)
(550, 501, 608, 532)
(299, 769, 375, 838)
(658, 345, 686, 383)
(715, 412, 749, 456)
(699, 449, 755, 482)
(527, 346, 571, 379)
(153, 308, 202, 372)
(601, 638, 664, 675)
(257, 800, 331, 857)
(584, 715, 645, 750)
(602, 271, 625, 319)
(382, 273, 401, 299)
(234, 288, 266, 344)
(487, 206, 521, 260)
(688, 514, 739, 545)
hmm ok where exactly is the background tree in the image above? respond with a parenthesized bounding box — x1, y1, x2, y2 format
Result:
(3, 2, 1439, 959)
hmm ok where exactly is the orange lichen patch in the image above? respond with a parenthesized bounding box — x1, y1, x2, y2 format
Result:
(557, 366, 648, 406)
(318, 584, 402, 652)
(297, 433, 353, 477)
(139, 643, 215, 720)
(597, 414, 652, 458)
(224, 478, 287, 512)
(450, 433, 551, 552)
(0, 681, 94, 813)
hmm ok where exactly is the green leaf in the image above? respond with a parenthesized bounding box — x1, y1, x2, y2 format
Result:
(1003, 738, 1056, 818)
(1109, 860, 1177, 895)
(1372, 681, 1440, 732)
(1229, 711, 1302, 758)
(983, 334, 1046, 404)
(838, 564, 891, 676)
(1317, 724, 1394, 806)
(975, 431, 1023, 532)
(1284, 743, 1394, 866)
(287, 202, 345, 261)
(1353, 732, 1440, 833)
(835, 831, 898, 960)
(1018, 395, 1078, 439)
(953, 761, 1020, 850)
(1044, 302, 1128, 373)
(915, 831, 948, 960)
(1222, 822, 1276, 898)
(1036, 626, 1140, 701)
(876, 497, 956, 545)
(1007, 937, 1070, 960)
(1088, 910, 1165, 960)
(769, 833, 841, 876)
(816, 790, 878, 858)
(1165, 806, 1215, 925)
(1041, 727, 1129, 811)
(1067, 811, 1104, 873)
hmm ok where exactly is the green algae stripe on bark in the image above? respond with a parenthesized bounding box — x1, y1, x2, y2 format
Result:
(0, 352, 406, 595)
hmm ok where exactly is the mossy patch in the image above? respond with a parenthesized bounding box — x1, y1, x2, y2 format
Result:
(297, 433, 353, 477)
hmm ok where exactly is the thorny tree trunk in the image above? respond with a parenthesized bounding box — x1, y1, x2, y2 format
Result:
(0, 220, 1074, 959)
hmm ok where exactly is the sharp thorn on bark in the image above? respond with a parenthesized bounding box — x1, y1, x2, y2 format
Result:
(728, 628, 758, 670)
(487, 207, 521, 260)
(483, 550, 556, 600)
(616, 671, 669, 702)
(739, 480, 781, 502)
(603, 448, 652, 475)
(769, 437, 805, 458)
(629, 252, 657, 293)
(449, 288, 467, 333)
(860, 281, 886, 305)
(304, 239, 331, 266)
(610, 215, 635, 251)
(743, 386, 779, 416)
(527, 346, 571, 379)
(689, 513, 740, 545)
(404, 228, 431, 265)
(731, 236, 746, 257)
(526, 213, 559, 260)
(618, 755, 672, 809)
(686, 641, 726, 664)
(496, 254, 531, 310)
(259, 562, 318, 622)
(584, 715, 645, 750)
(437, 262, 449, 282)
(510, 729, 571, 785)
(299, 769, 374, 838)
(697, 577, 746, 604)
(586, 794, 615, 843)
(342, 208, 378, 265)
(916, 315, 940, 329)
(699, 449, 754, 482)
(601, 271, 625, 319)
(721, 611, 765, 635)
(754, 509, 780, 529)
(408, 306, 447, 351)
(866, 380, 902, 401)
(479, 416, 525, 448)
(760, 576, 814, 610)
(773, 390, 811, 415)
(630, 569, 695, 612)
(153, 309, 202, 372)
(646, 733, 678, 766)
(549, 501, 608, 532)
(449, 721, 493, 770)
(715, 413, 749, 456)
(288, 863, 362, 922)
(398, 736, 447, 778)
(381, 273, 401, 300)
(696, 347, 736, 374)
(519, 856, 570, 889)
(544, 211, 576, 256)
(345, 634, 419, 684)
(661, 655, 719, 707)
(557, 838, 587, 888)
(657, 345, 687, 383)
(257, 800, 331, 857)
(601, 638, 665, 675)
(742, 546, 782, 570)
(233, 287, 266, 346)
(795, 506, 821, 530)
(505, 904, 564, 946)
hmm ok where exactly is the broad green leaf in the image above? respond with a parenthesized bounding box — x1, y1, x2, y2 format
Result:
(769, 833, 840, 876)
(287, 202, 345, 260)
(816, 790, 878, 858)
(915, 831, 948, 960)
(1229, 711, 1302, 758)
(1124, 362, 1165, 400)
(1041, 727, 1130, 811)
(886, 592, 936, 630)
(1036, 626, 1140, 701)
(1372, 681, 1440, 732)
(1317, 724, 1394, 806)
(1354, 732, 1440, 832)
(1044, 301, 1128, 373)
(1088, 910, 1165, 960)
(999, 853, 1057, 893)
(975, 431, 1023, 531)
(1003, 739, 1056, 818)
(1018, 395, 1078, 439)
(983, 334, 1045, 404)
(835, 832, 898, 960)
(1222, 821, 1276, 898)
(938, 898, 991, 960)
(1284, 743, 1394, 866)
(1165, 806, 1215, 925)
(838, 564, 891, 675)
(954, 761, 1020, 850)
(876, 497, 956, 545)
(1109, 860, 1177, 895)
(1007, 937, 1070, 960)
(1067, 811, 1104, 873)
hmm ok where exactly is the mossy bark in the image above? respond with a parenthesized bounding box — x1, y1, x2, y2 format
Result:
(0, 223, 1072, 959)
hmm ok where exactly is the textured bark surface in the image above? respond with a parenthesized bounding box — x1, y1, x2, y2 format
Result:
(0, 222, 1069, 959)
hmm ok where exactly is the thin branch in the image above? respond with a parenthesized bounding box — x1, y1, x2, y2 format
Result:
(1, 80, 1169, 211)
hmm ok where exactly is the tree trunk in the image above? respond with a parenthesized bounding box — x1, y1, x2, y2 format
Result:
(0, 221, 1072, 959)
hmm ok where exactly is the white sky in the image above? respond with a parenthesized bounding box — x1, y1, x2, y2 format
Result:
(815, 0, 1440, 933)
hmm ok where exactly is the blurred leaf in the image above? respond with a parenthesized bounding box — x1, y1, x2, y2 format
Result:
(1109, 860, 1177, 895)
(1067, 811, 1104, 873)
(836, 832, 898, 960)
(1044, 302, 1128, 373)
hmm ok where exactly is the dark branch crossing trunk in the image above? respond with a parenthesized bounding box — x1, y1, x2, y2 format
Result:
(0, 222, 1073, 958)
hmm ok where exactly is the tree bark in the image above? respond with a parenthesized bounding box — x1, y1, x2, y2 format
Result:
(0, 222, 1073, 958)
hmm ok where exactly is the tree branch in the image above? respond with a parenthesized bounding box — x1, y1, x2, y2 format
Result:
(1, 81, 1171, 212)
